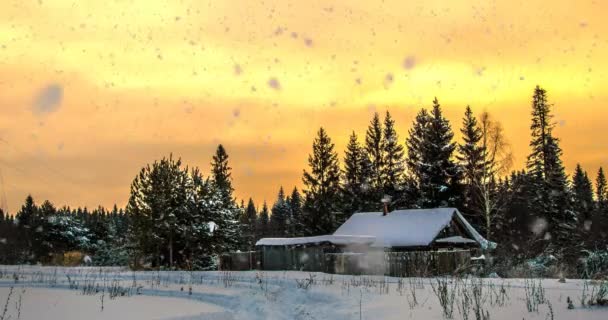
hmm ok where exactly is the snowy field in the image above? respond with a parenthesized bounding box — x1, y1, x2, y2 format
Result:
(0, 266, 606, 320)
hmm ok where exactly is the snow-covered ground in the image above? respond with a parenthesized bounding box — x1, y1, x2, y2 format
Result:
(0, 266, 606, 320)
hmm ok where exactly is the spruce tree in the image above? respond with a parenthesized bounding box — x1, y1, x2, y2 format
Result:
(406, 108, 430, 205)
(210, 145, 242, 252)
(342, 132, 373, 215)
(126, 155, 189, 268)
(365, 112, 384, 195)
(288, 187, 304, 237)
(242, 198, 258, 251)
(15, 195, 42, 262)
(457, 106, 485, 226)
(591, 167, 608, 244)
(302, 127, 342, 235)
(382, 111, 405, 199)
(526, 86, 576, 255)
(407, 99, 461, 208)
(211, 144, 234, 202)
(257, 202, 270, 239)
(596, 167, 607, 210)
(270, 187, 290, 237)
(16, 195, 37, 229)
(572, 164, 594, 221)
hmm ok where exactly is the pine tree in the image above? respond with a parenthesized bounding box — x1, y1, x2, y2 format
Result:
(257, 202, 270, 239)
(526, 86, 576, 255)
(302, 127, 342, 235)
(288, 187, 304, 237)
(590, 167, 608, 244)
(382, 111, 405, 199)
(211, 144, 234, 202)
(270, 187, 290, 237)
(241, 198, 258, 251)
(457, 106, 485, 227)
(126, 155, 190, 268)
(596, 167, 607, 210)
(188, 168, 229, 269)
(406, 108, 430, 206)
(16, 195, 37, 229)
(572, 164, 594, 222)
(407, 99, 461, 208)
(365, 112, 384, 195)
(342, 132, 373, 215)
(210, 145, 242, 252)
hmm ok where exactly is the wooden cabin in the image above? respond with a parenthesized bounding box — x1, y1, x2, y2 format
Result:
(251, 208, 495, 275)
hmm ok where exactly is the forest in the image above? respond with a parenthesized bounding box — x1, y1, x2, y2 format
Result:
(0, 86, 606, 277)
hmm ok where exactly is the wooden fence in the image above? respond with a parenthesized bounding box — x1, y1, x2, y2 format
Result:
(221, 249, 472, 276)
(326, 250, 472, 276)
(384, 250, 472, 277)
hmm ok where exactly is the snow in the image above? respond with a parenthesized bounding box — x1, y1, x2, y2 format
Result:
(334, 208, 496, 250)
(256, 235, 375, 246)
(208, 221, 219, 233)
(0, 266, 606, 320)
(471, 254, 486, 261)
(434, 236, 477, 244)
(0, 287, 224, 320)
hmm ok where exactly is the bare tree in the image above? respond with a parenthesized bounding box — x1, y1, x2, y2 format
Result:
(477, 111, 513, 240)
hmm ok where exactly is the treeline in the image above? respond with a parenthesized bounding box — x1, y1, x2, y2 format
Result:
(0, 148, 241, 269)
(245, 86, 608, 267)
(0, 199, 129, 266)
(0, 85, 606, 270)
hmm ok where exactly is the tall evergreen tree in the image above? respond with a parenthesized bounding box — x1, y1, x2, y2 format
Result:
(302, 127, 342, 235)
(257, 202, 270, 239)
(288, 187, 304, 237)
(342, 132, 373, 215)
(526, 86, 576, 254)
(407, 99, 461, 208)
(16, 195, 37, 229)
(596, 167, 607, 210)
(382, 111, 405, 199)
(365, 112, 384, 194)
(211, 144, 234, 202)
(210, 144, 242, 252)
(572, 164, 594, 222)
(126, 155, 189, 268)
(405, 108, 430, 206)
(591, 167, 608, 244)
(270, 187, 290, 237)
(241, 198, 258, 251)
(457, 106, 485, 225)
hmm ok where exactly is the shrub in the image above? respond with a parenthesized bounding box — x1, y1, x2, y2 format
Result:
(578, 250, 608, 279)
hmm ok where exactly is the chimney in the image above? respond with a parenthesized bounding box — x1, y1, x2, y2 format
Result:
(381, 195, 392, 216)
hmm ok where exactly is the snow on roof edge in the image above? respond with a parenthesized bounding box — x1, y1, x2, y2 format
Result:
(453, 209, 497, 251)
(255, 235, 376, 247)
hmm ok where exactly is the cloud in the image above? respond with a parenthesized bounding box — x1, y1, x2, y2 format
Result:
(32, 84, 63, 115)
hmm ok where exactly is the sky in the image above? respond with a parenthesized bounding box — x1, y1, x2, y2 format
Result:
(0, 0, 606, 212)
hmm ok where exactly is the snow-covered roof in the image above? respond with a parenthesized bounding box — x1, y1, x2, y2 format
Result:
(434, 236, 477, 244)
(333, 208, 496, 250)
(255, 235, 376, 247)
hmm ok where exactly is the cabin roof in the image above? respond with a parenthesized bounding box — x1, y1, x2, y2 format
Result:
(333, 208, 495, 250)
(255, 234, 376, 247)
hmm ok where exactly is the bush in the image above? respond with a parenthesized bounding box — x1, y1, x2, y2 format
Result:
(579, 250, 608, 279)
(92, 240, 130, 266)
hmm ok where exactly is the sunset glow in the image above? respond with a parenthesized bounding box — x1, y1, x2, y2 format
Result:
(0, 0, 606, 210)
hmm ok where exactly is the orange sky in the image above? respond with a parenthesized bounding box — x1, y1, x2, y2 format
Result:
(0, 0, 606, 212)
